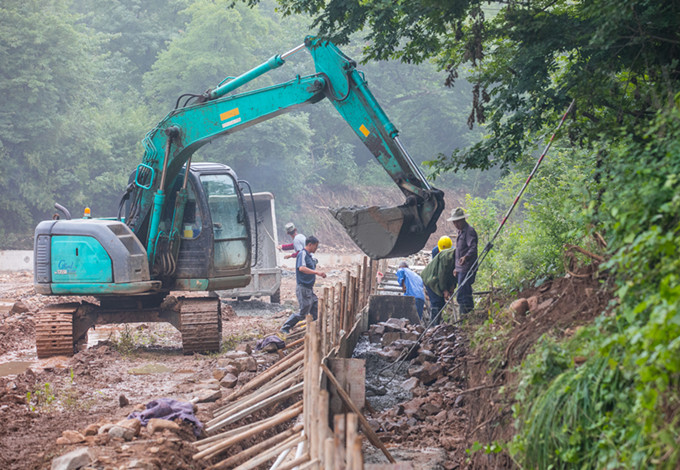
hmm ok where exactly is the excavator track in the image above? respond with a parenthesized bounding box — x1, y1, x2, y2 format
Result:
(35, 303, 78, 358)
(179, 297, 222, 355)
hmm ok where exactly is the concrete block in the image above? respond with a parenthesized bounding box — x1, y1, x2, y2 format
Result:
(368, 295, 420, 325)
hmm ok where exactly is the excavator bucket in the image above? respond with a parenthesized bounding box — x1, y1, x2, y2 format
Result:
(332, 203, 439, 259)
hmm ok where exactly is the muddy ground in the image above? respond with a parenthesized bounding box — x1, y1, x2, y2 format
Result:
(0, 255, 609, 469)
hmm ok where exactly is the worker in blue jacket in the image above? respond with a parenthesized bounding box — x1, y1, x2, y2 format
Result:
(396, 260, 426, 320)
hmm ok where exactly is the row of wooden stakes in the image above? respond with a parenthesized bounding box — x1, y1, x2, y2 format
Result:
(192, 257, 395, 469)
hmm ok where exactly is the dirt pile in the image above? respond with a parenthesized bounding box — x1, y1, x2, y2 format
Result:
(456, 267, 612, 468)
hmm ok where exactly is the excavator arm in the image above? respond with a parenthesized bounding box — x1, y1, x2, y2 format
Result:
(126, 37, 444, 262)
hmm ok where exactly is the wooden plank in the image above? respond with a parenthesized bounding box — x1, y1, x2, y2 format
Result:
(322, 364, 395, 464)
(328, 358, 366, 415)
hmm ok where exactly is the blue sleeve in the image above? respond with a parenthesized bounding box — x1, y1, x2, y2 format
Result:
(396, 269, 405, 286)
(296, 251, 305, 269)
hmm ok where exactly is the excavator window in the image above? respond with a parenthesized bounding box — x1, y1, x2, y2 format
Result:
(181, 183, 202, 239)
(200, 173, 249, 270)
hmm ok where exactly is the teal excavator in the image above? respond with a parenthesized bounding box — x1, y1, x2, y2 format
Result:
(33, 37, 445, 357)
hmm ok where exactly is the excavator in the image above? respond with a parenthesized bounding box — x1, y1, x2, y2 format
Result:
(33, 37, 445, 358)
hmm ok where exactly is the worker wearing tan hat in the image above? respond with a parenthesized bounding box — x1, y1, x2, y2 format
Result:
(447, 207, 478, 314)
(278, 222, 306, 259)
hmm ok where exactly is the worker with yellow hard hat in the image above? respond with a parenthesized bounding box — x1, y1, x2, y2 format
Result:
(421, 235, 455, 325)
(437, 235, 452, 251)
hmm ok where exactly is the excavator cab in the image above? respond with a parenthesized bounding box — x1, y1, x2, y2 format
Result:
(137, 162, 253, 291)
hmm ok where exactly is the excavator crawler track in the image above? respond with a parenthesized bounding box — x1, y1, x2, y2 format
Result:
(35, 303, 78, 358)
(180, 297, 222, 355)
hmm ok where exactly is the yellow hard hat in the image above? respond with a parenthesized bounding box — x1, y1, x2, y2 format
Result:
(437, 235, 452, 251)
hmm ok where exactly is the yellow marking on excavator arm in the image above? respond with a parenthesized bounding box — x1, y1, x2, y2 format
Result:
(220, 108, 242, 128)
(359, 124, 370, 137)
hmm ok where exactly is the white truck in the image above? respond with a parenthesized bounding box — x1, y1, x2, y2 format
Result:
(221, 192, 282, 303)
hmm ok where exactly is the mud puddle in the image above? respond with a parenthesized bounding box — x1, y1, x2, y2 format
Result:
(0, 361, 33, 377)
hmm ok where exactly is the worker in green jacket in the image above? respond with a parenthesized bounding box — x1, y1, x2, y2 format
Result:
(421, 236, 457, 324)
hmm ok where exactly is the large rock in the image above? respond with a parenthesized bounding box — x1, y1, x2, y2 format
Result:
(51, 447, 93, 470)
(194, 388, 221, 403)
(56, 430, 85, 445)
(108, 425, 135, 441)
(237, 356, 258, 372)
(83, 423, 100, 436)
(401, 377, 420, 392)
(220, 373, 238, 389)
(408, 362, 444, 385)
(148, 418, 180, 434)
(116, 418, 141, 436)
(510, 298, 529, 316)
(381, 332, 402, 346)
(212, 369, 227, 381)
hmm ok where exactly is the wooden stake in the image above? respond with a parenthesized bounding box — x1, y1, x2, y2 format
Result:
(321, 364, 395, 464)
(308, 318, 320, 460)
(334, 414, 346, 469)
(210, 425, 302, 470)
(230, 433, 305, 470)
(316, 389, 329, 460)
(346, 413, 359, 470)
(329, 285, 336, 347)
(207, 382, 303, 433)
(324, 436, 335, 470)
(194, 401, 303, 461)
(276, 453, 311, 470)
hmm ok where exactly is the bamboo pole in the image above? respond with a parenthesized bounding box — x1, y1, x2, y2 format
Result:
(324, 437, 335, 470)
(346, 413, 359, 470)
(224, 348, 304, 402)
(295, 459, 320, 470)
(197, 413, 283, 449)
(207, 382, 304, 433)
(283, 336, 305, 350)
(316, 389, 329, 460)
(230, 433, 306, 470)
(350, 435, 363, 470)
(194, 401, 303, 461)
(319, 289, 327, 356)
(362, 257, 368, 306)
(213, 361, 303, 417)
(333, 414, 346, 469)
(211, 425, 303, 470)
(330, 285, 337, 347)
(276, 453, 310, 470)
(308, 319, 320, 461)
(321, 364, 395, 463)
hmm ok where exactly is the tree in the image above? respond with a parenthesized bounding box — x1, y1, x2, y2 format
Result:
(263, 0, 680, 171)
(0, 0, 97, 246)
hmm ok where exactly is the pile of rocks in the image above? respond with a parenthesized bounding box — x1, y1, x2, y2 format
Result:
(52, 415, 198, 470)
(365, 319, 468, 463)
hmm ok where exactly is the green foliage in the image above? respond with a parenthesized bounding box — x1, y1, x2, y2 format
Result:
(268, 0, 680, 174)
(510, 100, 680, 468)
(463, 146, 593, 292)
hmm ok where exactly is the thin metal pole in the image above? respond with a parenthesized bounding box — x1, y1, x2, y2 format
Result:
(281, 43, 306, 60)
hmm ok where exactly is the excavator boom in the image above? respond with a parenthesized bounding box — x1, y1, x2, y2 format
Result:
(128, 36, 444, 260)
